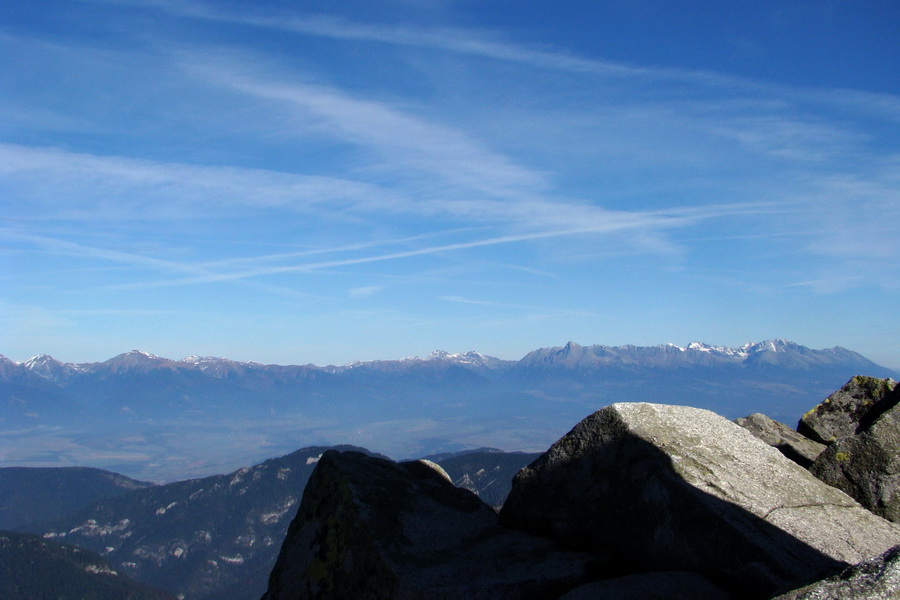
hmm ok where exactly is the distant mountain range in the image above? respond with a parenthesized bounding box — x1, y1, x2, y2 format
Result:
(1, 340, 895, 481)
(4, 339, 882, 380)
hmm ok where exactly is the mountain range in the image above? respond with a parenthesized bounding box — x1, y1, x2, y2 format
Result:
(6, 446, 536, 600)
(1, 340, 895, 481)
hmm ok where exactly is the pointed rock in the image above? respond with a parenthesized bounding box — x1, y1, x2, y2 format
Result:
(735, 413, 826, 468)
(262, 450, 593, 599)
(500, 403, 900, 599)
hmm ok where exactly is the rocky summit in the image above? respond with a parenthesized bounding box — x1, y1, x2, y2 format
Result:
(263, 399, 900, 600)
(261, 451, 594, 599)
(500, 403, 900, 598)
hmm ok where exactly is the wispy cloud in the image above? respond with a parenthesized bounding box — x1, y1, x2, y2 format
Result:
(0, 143, 401, 222)
(6, 0, 899, 368)
(0, 229, 321, 300)
(92, 0, 900, 124)
(349, 285, 383, 298)
(208, 73, 549, 201)
(96, 208, 724, 290)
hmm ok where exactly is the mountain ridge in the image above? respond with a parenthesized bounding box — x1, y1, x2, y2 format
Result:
(3, 339, 890, 381)
(1, 340, 896, 482)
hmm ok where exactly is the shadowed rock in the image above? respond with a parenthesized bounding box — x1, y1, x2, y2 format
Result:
(797, 376, 898, 444)
(558, 571, 731, 599)
(261, 451, 594, 599)
(810, 385, 900, 523)
(735, 413, 825, 468)
(500, 403, 900, 599)
(773, 545, 900, 600)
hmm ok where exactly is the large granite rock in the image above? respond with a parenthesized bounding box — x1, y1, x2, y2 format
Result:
(797, 376, 898, 444)
(735, 413, 826, 468)
(261, 450, 593, 599)
(810, 387, 900, 523)
(500, 402, 900, 599)
(773, 545, 900, 600)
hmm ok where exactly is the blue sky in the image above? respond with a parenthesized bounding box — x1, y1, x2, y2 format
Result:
(2, 0, 899, 369)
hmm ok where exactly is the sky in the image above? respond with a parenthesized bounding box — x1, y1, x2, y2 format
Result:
(2, 0, 899, 369)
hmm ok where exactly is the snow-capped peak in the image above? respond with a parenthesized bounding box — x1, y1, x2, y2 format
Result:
(124, 349, 160, 359)
(425, 350, 497, 366)
(684, 342, 746, 356)
(23, 354, 61, 369)
(179, 355, 228, 365)
(22, 354, 61, 378)
(19, 354, 85, 380)
(93, 350, 171, 374)
(429, 350, 481, 361)
(740, 339, 795, 354)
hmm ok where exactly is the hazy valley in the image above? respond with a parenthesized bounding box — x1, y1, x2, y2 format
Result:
(1, 363, 898, 599)
(1, 340, 894, 482)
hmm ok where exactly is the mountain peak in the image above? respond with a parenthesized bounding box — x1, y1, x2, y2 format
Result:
(563, 341, 583, 353)
(21, 354, 79, 380)
(179, 355, 229, 365)
(741, 338, 804, 352)
(23, 354, 61, 368)
(427, 350, 493, 364)
(97, 350, 173, 374)
(125, 349, 160, 359)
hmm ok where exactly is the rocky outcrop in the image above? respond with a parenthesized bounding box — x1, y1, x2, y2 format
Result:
(797, 376, 897, 444)
(261, 450, 593, 599)
(810, 386, 900, 523)
(500, 403, 900, 599)
(262, 401, 900, 600)
(735, 413, 826, 468)
(773, 544, 900, 600)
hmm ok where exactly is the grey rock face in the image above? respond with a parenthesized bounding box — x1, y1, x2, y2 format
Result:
(735, 413, 826, 468)
(261, 450, 593, 600)
(797, 376, 898, 444)
(500, 403, 900, 599)
(773, 545, 900, 600)
(810, 388, 900, 523)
